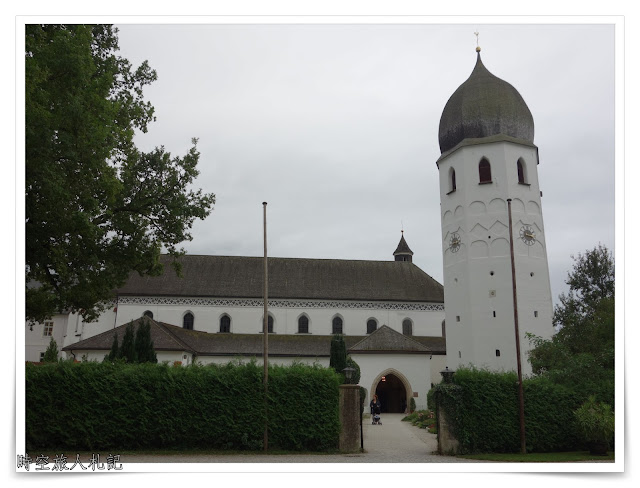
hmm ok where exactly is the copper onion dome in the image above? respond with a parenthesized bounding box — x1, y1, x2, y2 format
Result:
(438, 52, 534, 154)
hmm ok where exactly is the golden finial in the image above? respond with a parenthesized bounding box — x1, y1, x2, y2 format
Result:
(474, 31, 481, 52)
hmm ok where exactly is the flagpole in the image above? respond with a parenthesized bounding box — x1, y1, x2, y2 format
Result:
(262, 201, 268, 451)
(507, 198, 526, 454)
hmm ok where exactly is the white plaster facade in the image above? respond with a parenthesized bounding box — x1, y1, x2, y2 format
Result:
(113, 296, 444, 337)
(438, 140, 554, 375)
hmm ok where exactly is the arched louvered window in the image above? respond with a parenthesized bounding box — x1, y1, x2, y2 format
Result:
(298, 315, 309, 334)
(367, 319, 377, 334)
(143, 310, 153, 319)
(479, 158, 492, 183)
(517, 158, 527, 184)
(183, 312, 194, 330)
(332, 316, 343, 335)
(220, 314, 231, 333)
(402, 319, 413, 336)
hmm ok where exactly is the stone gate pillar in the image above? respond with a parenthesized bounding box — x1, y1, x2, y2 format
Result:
(339, 384, 360, 452)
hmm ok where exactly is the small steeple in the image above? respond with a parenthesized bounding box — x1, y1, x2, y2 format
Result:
(393, 230, 414, 262)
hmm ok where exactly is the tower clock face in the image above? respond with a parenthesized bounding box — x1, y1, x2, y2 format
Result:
(449, 232, 461, 252)
(520, 225, 536, 245)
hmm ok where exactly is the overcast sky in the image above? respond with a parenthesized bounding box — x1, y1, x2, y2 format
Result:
(113, 22, 616, 306)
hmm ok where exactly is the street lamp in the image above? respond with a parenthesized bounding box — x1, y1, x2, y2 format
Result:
(440, 366, 455, 384)
(342, 367, 355, 384)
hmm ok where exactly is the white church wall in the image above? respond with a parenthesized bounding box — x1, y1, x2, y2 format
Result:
(62, 308, 118, 349)
(25, 313, 68, 362)
(108, 298, 443, 339)
(64, 349, 186, 365)
(194, 355, 330, 368)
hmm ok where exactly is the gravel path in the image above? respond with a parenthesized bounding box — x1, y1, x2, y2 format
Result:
(118, 413, 491, 464)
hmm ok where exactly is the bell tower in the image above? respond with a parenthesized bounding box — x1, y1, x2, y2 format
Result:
(437, 47, 554, 375)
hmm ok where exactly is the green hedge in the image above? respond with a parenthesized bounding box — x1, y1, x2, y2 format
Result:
(26, 360, 340, 452)
(435, 367, 582, 453)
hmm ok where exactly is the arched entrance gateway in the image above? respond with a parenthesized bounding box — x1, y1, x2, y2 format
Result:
(372, 370, 411, 414)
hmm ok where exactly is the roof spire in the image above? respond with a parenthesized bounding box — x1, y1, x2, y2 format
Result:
(474, 30, 481, 53)
(393, 230, 414, 263)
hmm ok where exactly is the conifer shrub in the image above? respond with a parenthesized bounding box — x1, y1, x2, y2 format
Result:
(42, 337, 59, 362)
(25, 360, 341, 452)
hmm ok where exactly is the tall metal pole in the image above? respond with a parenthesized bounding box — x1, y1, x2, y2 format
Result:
(507, 198, 526, 454)
(262, 201, 269, 451)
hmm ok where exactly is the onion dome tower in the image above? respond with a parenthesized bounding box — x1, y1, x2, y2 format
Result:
(436, 45, 554, 375)
(393, 231, 414, 262)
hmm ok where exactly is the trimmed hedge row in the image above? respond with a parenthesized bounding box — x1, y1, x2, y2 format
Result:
(26, 360, 341, 452)
(435, 367, 583, 453)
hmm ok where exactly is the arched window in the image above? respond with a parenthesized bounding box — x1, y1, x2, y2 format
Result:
(479, 158, 492, 183)
(449, 167, 457, 193)
(220, 314, 231, 333)
(262, 315, 274, 333)
(332, 316, 343, 335)
(402, 319, 413, 336)
(298, 315, 309, 334)
(517, 158, 527, 184)
(367, 319, 377, 334)
(143, 310, 153, 319)
(183, 312, 194, 330)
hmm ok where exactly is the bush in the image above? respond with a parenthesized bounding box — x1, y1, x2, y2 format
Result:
(574, 396, 614, 455)
(26, 360, 341, 452)
(434, 367, 582, 453)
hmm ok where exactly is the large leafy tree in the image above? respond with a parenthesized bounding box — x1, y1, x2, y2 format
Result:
(527, 244, 614, 405)
(26, 25, 215, 325)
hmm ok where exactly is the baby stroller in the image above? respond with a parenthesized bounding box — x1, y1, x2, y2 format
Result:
(372, 405, 382, 425)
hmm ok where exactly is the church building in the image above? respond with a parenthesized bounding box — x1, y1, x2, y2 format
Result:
(26, 44, 556, 412)
(55, 234, 446, 413)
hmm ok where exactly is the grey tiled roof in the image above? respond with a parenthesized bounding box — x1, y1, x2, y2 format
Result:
(62, 317, 194, 353)
(349, 325, 431, 353)
(63, 318, 446, 357)
(116, 254, 444, 303)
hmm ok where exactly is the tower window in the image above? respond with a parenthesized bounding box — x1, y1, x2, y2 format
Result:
(493, 311, 496, 318)
(332, 316, 343, 335)
(402, 319, 413, 336)
(298, 315, 309, 334)
(496, 349, 501, 357)
(448, 167, 457, 193)
(517, 158, 528, 184)
(442, 319, 446, 338)
(183, 312, 194, 330)
(458, 351, 462, 358)
(220, 314, 231, 333)
(479, 158, 492, 183)
(534, 311, 539, 318)
(367, 319, 377, 334)
(456, 315, 460, 322)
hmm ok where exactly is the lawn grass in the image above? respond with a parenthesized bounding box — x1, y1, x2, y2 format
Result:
(458, 451, 615, 462)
